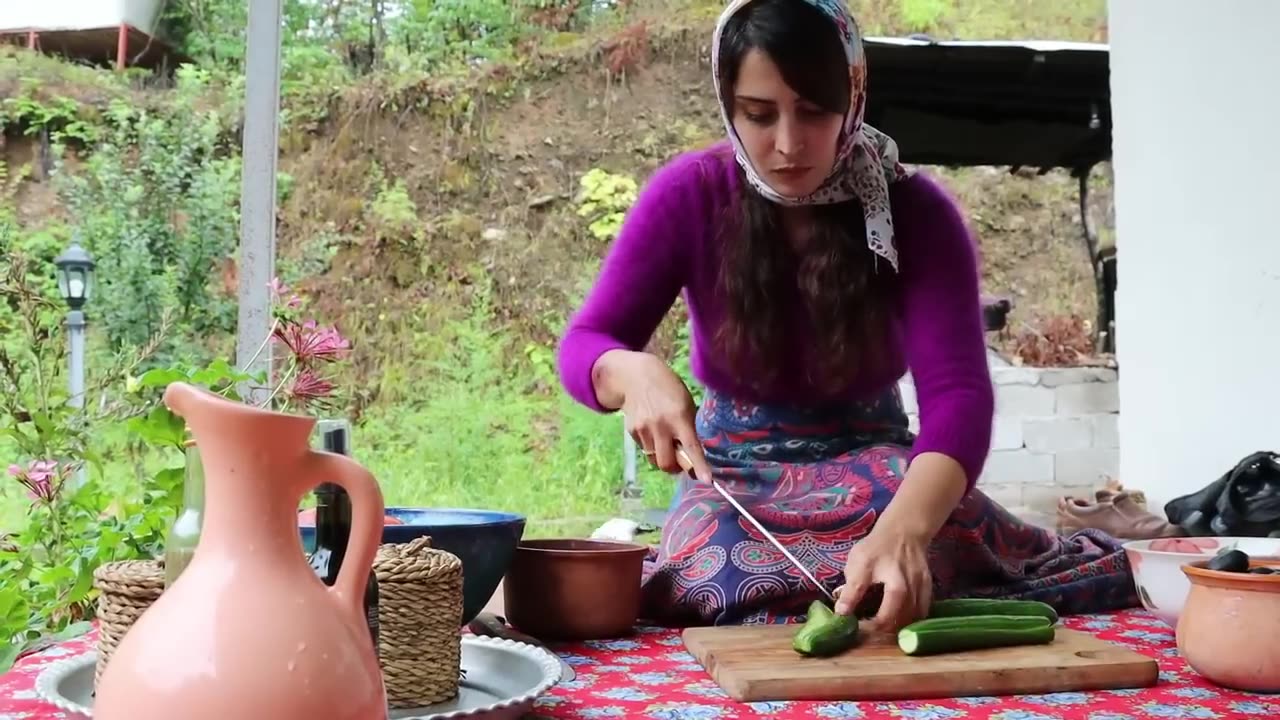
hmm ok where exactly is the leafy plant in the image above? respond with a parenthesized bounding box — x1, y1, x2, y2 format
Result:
(0, 87, 99, 147)
(576, 168, 637, 241)
(54, 94, 240, 360)
(0, 251, 174, 672)
(0, 244, 351, 670)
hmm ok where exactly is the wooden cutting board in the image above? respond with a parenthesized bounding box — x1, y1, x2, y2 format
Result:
(682, 624, 1159, 702)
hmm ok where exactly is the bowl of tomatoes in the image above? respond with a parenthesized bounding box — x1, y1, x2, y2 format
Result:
(1123, 535, 1280, 627)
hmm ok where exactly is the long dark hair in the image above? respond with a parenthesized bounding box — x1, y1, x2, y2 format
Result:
(715, 0, 897, 393)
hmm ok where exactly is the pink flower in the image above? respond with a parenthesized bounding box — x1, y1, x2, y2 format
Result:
(25, 476, 55, 503)
(26, 459, 57, 483)
(9, 459, 63, 503)
(308, 326, 351, 362)
(273, 320, 351, 364)
(286, 369, 336, 404)
(267, 277, 302, 310)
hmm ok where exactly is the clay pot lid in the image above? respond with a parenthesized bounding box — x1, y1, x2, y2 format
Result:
(1183, 559, 1280, 592)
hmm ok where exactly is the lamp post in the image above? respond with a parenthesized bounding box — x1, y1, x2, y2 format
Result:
(54, 238, 94, 410)
(54, 237, 94, 490)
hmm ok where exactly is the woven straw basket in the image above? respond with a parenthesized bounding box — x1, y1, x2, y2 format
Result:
(93, 559, 166, 686)
(375, 536, 464, 708)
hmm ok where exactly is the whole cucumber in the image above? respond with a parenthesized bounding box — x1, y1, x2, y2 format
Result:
(927, 598, 1059, 624)
(899, 620, 1056, 656)
(904, 615, 1052, 634)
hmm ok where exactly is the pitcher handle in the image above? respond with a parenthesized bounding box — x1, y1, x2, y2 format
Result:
(306, 451, 385, 619)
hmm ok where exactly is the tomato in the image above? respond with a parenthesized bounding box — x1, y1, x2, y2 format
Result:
(1149, 538, 1217, 554)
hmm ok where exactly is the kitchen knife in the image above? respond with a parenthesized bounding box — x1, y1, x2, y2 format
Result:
(676, 447, 837, 603)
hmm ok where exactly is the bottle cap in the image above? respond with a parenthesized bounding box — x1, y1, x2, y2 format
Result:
(317, 419, 351, 456)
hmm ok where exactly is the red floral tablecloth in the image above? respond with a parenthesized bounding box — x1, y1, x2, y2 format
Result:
(3, 610, 1276, 719)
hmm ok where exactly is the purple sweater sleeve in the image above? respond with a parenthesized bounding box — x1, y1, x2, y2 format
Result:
(556, 154, 702, 411)
(896, 175, 995, 491)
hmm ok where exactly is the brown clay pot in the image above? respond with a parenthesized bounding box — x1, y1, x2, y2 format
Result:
(1177, 559, 1280, 692)
(503, 538, 648, 641)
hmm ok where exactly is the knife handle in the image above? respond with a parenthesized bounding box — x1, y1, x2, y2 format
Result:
(676, 447, 698, 479)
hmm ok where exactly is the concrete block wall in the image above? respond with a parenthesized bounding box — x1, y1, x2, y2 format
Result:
(899, 366, 1119, 516)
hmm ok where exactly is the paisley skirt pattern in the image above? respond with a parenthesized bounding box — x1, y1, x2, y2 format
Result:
(638, 387, 1139, 626)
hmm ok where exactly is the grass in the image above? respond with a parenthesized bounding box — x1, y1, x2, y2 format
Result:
(334, 285, 678, 538)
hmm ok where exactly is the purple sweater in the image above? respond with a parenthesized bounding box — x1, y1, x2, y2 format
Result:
(557, 144, 995, 489)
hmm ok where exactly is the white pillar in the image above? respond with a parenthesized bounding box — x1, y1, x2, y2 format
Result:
(1109, 0, 1280, 510)
(235, 0, 284, 403)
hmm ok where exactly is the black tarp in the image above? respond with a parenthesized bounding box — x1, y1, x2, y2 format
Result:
(863, 37, 1111, 172)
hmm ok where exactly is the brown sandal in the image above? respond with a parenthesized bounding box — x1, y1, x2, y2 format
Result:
(1056, 490, 1184, 540)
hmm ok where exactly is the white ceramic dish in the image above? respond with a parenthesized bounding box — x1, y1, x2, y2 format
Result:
(1123, 536, 1280, 627)
(36, 635, 561, 719)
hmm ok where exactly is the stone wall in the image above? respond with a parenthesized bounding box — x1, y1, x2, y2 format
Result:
(899, 364, 1120, 517)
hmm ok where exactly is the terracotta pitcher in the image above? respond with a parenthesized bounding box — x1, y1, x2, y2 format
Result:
(95, 382, 388, 720)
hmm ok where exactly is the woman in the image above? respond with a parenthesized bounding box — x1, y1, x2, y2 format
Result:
(557, 0, 1137, 630)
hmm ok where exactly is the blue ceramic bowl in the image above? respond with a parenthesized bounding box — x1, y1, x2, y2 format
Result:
(299, 507, 526, 626)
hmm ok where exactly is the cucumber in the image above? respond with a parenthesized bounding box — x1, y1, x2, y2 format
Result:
(905, 615, 1052, 633)
(792, 600, 859, 657)
(898, 615, 1055, 656)
(927, 598, 1059, 624)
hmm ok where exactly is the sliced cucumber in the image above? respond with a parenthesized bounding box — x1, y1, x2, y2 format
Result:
(927, 598, 1060, 624)
(898, 615, 1055, 656)
(793, 599, 860, 657)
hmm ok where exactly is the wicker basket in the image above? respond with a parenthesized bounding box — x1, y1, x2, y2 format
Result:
(93, 559, 165, 686)
(374, 536, 464, 709)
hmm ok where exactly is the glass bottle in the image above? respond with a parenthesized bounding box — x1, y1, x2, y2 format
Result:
(164, 438, 204, 588)
(308, 419, 380, 654)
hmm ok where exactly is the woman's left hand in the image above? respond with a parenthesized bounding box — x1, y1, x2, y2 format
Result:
(833, 526, 933, 632)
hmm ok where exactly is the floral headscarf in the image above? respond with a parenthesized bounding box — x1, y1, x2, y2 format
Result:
(711, 0, 913, 271)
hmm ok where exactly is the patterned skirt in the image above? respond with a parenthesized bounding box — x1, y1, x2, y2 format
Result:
(638, 387, 1139, 626)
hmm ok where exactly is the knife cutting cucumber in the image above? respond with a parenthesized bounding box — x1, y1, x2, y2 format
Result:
(926, 598, 1059, 624)
(792, 600, 860, 657)
(897, 614, 1055, 656)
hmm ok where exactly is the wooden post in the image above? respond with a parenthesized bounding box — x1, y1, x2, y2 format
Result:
(116, 24, 127, 71)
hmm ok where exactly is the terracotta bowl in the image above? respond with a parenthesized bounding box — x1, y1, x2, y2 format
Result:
(1177, 559, 1280, 692)
(502, 538, 649, 641)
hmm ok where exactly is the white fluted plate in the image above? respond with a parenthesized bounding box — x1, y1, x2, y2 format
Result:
(36, 635, 562, 719)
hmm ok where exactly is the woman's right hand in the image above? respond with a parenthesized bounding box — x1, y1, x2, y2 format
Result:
(593, 349, 714, 481)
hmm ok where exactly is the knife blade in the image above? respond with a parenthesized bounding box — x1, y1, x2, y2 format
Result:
(676, 448, 837, 603)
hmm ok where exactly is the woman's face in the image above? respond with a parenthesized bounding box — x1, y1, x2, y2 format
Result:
(730, 47, 845, 197)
